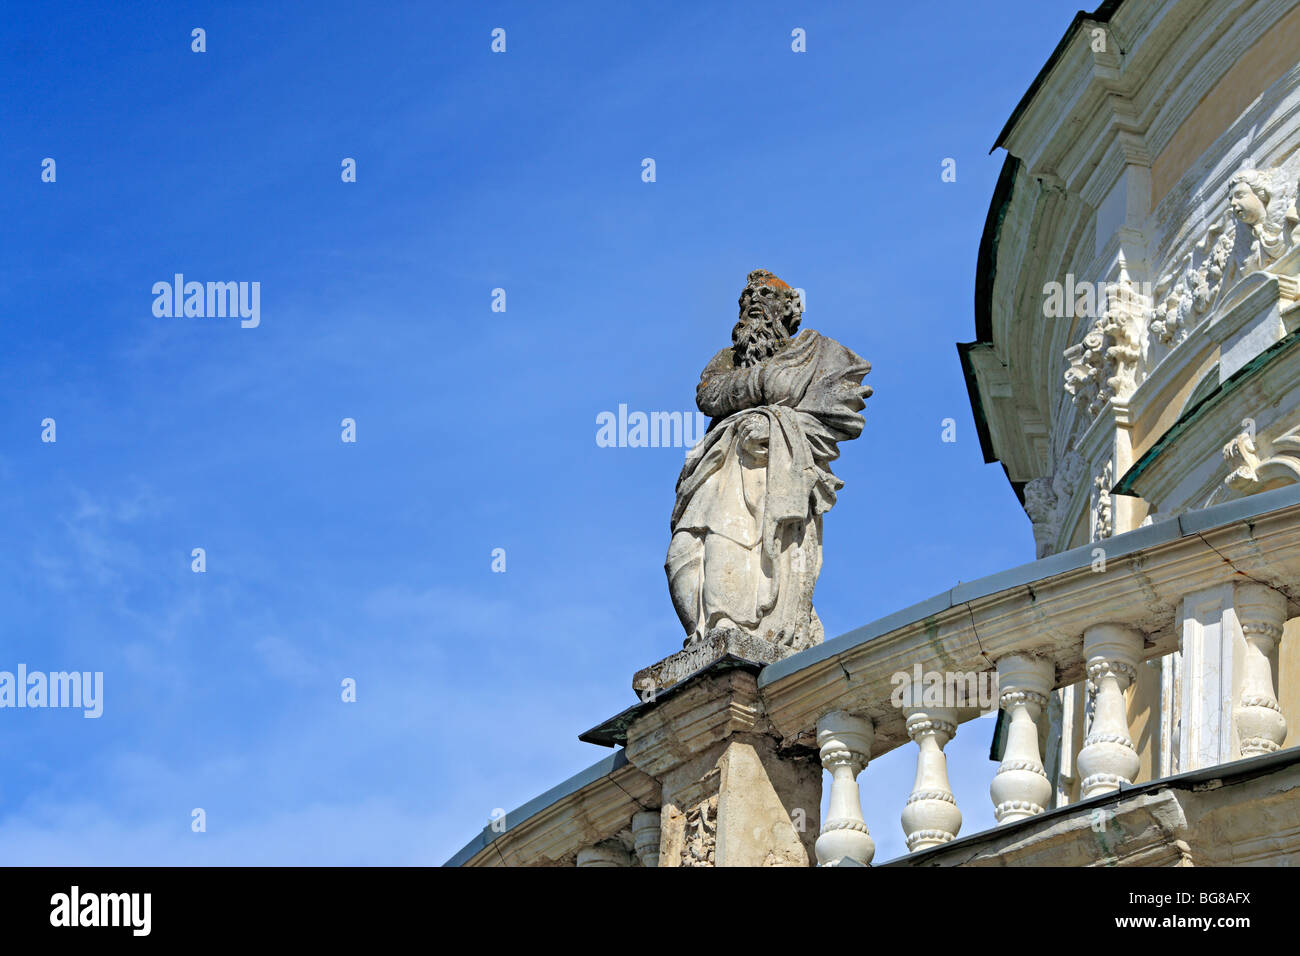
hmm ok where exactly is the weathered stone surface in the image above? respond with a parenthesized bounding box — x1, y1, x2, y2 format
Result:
(625, 670, 820, 867)
(665, 270, 871, 654)
(632, 626, 792, 698)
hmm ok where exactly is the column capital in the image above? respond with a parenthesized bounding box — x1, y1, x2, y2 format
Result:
(904, 706, 957, 743)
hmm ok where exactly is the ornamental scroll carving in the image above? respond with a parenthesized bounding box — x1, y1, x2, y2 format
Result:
(1208, 420, 1300, 505)
(1063, 279, 1147, 416)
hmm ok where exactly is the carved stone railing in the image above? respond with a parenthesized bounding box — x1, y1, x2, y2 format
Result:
(778, 487, 1300, 865)
(448, 485, 1300, 867)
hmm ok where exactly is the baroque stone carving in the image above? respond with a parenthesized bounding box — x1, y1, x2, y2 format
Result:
(1063, 279, 1147, 416)
(666, 270, 872, 651)
(1022, 478, 1058, 560)
(1207, 419, 1300, 506)
(1228, 168, 1299, 271)
(1091, 459, 1113, 541)
(1023, 450, 1085, 559)
(1220, 423, 1300, 496)
(682, 796, 717, 867)
(1150, 159, 1300, 347)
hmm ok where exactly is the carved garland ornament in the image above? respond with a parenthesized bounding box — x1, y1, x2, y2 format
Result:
(1065, 156, 1300, 416)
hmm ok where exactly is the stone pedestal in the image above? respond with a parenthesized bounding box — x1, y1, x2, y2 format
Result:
(632, 627, 793, 699)
(625, 667, 820, 866)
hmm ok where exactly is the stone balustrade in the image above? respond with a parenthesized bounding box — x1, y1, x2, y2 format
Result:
(795, 492, 1300, 863)
(451, 488, 1300, 867)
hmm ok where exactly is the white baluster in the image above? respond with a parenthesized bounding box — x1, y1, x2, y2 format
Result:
(815, 710, 875, 866)
(1077, 623, 1142, 797)
(576, 839, 631, 866)
(990, 654, 1053, 824)
(1234, 583, 1288, 757)
(631, 810, 661, 868)
(901, 706, 961, 851)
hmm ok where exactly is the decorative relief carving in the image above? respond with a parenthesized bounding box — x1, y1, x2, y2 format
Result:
(1150, 220, 1235, 347)
(1211, 420, 1300, 504)
(1064, 326, 1108, 416)
(1091, 459, 1113, 541)
(1063, 280, 1148, 417)
(1066, 155, 1300, 419)
(682, 795, 717, 867)
(1023, 478, 1057, 559)
(1023, 450, 1085, 559)
(1150, 158, 1300, 347)
(1223, 429, 1265, 489)
(1054, 450, 1086, 502)
(1229, 168, 1299, 271)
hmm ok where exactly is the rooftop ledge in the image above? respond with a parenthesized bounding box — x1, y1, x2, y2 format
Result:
(447, 481, 1300, 866)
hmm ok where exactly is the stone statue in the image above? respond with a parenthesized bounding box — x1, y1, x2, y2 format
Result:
(665, 270, 872, 653)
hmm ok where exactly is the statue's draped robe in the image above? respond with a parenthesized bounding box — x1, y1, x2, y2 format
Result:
(666, 329, 870, 649)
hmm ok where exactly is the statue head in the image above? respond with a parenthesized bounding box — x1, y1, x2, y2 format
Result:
(1228, 170, 1270, 225)
(733, 270, 802, 367)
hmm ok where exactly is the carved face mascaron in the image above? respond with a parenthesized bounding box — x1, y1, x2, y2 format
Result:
(1229, 178, 1268, 226)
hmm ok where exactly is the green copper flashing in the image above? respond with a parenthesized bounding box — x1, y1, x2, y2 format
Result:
(1114, 330, 1300, 497)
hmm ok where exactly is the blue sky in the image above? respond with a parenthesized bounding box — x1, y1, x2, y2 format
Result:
(2, 0, 1084, 864)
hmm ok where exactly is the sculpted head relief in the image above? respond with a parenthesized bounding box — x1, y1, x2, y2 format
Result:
(1227, 170, 1270, 226)
(1226, 166, 1297, 268)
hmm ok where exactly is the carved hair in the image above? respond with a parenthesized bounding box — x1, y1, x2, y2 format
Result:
(1228, 169, 1271, 205)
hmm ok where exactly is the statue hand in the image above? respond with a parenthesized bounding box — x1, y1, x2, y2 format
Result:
(738, 414, 769, 457)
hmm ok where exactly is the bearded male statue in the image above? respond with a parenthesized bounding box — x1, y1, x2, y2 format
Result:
(665, 270, 872, 653)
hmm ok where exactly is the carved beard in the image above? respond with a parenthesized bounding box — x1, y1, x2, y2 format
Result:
(733, 314, 788, 368)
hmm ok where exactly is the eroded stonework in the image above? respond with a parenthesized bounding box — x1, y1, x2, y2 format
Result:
(665, 270, 872, 652)
(682, 795, 717, 867)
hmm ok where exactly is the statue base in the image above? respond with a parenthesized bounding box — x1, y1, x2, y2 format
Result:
(633, 627, 795, 698)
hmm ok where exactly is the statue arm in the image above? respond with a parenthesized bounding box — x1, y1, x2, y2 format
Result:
(696, 347, 763, 417)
